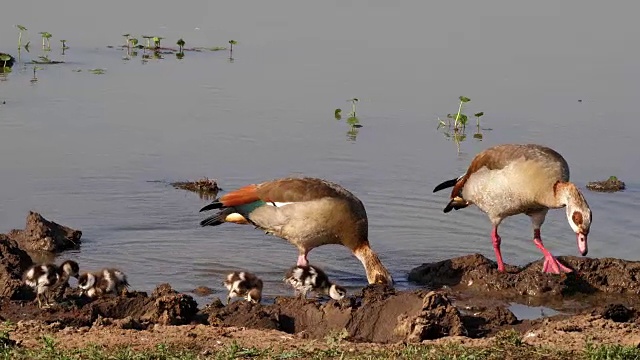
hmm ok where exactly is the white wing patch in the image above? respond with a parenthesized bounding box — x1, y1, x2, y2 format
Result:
(266, 202, 294, 207)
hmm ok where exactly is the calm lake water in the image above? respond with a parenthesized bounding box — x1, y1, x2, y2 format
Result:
(1, 1, 638, 304)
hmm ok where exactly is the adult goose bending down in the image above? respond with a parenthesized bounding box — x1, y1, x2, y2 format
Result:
(199, 177, 393, 285)
(433, 144, 592, 274)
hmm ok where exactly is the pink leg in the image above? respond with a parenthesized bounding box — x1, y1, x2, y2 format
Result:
(533, 229, 572, 274)
(491, 226, 506, 272)
(296, 253, 308, 267)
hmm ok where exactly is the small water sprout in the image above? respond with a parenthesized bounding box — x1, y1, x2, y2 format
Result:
(31, 66, 42, 83)
(16, 25, 28, 49)
(228, 40, 237, 59)
(153, 36, 164, 49)
(177, 38, 185, 53)
(122, 33, 131, 47)
(142, 35, 153, 49)
(60, 40, 68, 50)
(473, 112, 484, 139)
(39, 32, 52, 50)
(333, 98, 362, 142)
(437, 96, 488, 154)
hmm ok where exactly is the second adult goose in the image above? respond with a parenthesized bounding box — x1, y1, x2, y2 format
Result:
(199, 177, 393, 285)
(433, 144, 592, 274)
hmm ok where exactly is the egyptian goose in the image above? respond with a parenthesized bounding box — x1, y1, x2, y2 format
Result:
(284, 264, 347, 300)
(78, 268, 129, 299)
(433, 144, 592, 274)
(223, 271, 263, 304)
(23, 260, 80, 308)
(199, 177, 393, 285)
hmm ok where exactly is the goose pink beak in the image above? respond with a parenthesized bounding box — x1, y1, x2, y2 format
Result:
(577, 232, 588, 256)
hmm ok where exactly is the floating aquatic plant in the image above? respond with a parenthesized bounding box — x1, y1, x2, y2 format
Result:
(89, 68, 106, 75)
(0, 54, 12, 72)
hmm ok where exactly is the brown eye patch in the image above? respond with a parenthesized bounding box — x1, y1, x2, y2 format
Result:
(572, 211, 583, 226)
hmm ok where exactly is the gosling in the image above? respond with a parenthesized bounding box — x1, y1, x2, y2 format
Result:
(283, 264, 346, 300)
(78, 268, 129, 299)
(223, 271, 263, 305)
(23, 260, 80, 308)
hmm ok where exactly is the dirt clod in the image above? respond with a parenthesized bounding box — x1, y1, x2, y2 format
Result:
(6, 212, 81, 253)
(192, 286, 214, 296)
(599, 304, 635, 323)
(171, 177, 221, 199)
(586, 176, 626, 192)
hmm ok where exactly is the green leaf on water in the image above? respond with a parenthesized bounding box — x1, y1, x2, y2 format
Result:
(608, 176, 618, 181)
(346, 116, 360, 126)
(89, 68, 106, 75)
(1, 67, 12, 73)
(177, 38, 185, 47)
(229, 40, 238, 45)
(334, 109, 342, 120)
(474, 112, 484, 117)
(457, 114, 468, 125)
(0, 55, 10, 61)
(16, 25, 27, 31)
(459, 96, 471, 103)
(207, 46, 227, 51)
(473, 133, 483, 140)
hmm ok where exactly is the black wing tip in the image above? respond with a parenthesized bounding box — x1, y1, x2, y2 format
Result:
(433, 177, 459, 193)
(199, 201, 223, 212)
(200, 217, 221, 227)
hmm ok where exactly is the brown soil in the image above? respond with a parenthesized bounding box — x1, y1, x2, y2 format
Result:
(586, 177, 626, 192)
(2, 245, 640, 352)
(5, 211, 81, 253)
(171, 177, 221, 199)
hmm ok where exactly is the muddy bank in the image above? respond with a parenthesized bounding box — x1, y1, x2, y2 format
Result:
(5, 211, 81, 253)
(0, 283, 198, 328)
(202, 285, 519, 343)
(408, 253, 640, 301)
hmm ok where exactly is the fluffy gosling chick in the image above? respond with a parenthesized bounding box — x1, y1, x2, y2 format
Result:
(223, 271, 263, 305)
(23, 260, 80, 308)
(78, 268, 129, 299)
(283, 264, 346, 300)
